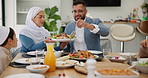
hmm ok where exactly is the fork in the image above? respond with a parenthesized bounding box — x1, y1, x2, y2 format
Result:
(70, 31, 76, 37)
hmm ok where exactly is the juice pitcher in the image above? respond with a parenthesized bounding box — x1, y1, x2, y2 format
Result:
(44, 43, 56, 72)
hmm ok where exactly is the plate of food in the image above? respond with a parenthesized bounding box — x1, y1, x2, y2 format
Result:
(87, 50, 103, 55)
(95, 69, 139, 78)
(14, 58, 40, 64)
(50, 33, 76, 42)
(107, 56, 126, 63)
(56, 60, 78, 68)
(27, 51, 45, 56)
(69, 50, 103, 62)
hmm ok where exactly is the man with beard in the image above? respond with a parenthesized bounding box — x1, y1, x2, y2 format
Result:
(58, 0, 109, 52)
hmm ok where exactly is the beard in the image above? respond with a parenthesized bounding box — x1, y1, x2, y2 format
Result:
(74, 15, 86, 21)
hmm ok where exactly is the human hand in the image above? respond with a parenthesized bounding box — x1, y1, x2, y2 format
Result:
(60, 42, 69, 50)
(44, 37, 55, 43)
(140, 39, 148, 47)
(76, 19, 88, 28)
(76, 19, 95, 30)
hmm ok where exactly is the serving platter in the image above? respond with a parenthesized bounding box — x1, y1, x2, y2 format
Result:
(56, 60, 78, 68)
(14, 58, 40, 64)
(87, 50, 103, 55)
(27, 51, 45, 56)
(69, 55, 104, 62)
(107, 56, 126, 63)
(51, 38, 76, 42)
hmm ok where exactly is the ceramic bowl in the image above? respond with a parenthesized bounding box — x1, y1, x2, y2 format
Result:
(120, 53, 138, 61)
(135, 65, 148, 73)
(107, 56, 126, 63)
(26, 65, 49, 73)
(54, 51, 63, 58)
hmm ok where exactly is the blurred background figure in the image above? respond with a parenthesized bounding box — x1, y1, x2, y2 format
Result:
(139, 39, 148, 58)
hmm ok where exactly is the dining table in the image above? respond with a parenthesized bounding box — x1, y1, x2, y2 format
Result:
(0, 52, 148, 78)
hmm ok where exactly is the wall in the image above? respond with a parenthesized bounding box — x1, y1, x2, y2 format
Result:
(61, 0, 144, 22)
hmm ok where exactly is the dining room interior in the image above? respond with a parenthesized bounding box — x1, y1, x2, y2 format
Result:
(0, 0, 148, 78)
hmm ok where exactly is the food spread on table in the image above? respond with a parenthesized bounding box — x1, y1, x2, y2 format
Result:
(69, 50, 96, 59)
(50, 33, 76, 39)
(97, 69, 137, 75)
(111, 56, 126, 60)
(137, 62, 148, 66)
(33, 66, 48, 69)
(56, 60, 78, 67)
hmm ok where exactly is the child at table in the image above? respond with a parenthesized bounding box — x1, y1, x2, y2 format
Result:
(0, 26, 18, 74)
(139, 39, 148, 58)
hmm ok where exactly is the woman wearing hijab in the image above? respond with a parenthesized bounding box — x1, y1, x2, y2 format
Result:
(0, 26, 17, 74)
(19, 7, 54, 53)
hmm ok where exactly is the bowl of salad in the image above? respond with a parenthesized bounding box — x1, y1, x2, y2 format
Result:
(69, 50, 103, 62)
(135, 62, 148, 73)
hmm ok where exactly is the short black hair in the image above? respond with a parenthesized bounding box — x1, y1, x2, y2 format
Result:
(0, 28, 15, 46)
(73, 0, 87, 7)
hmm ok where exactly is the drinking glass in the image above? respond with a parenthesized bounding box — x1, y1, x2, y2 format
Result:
(103, 48, 111, 57)
(36, 49, 45, 65)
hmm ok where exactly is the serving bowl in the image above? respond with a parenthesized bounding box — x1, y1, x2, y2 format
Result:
(134, 62, 148, 73)
(135, 65, 148, 73)
(26, 65, 49, 73)
(54, 51, 63, 58)
(107, 56, 126, 63)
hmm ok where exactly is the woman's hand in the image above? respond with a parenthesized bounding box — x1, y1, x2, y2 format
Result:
(140, 39, 148, 47)
(60, 42, 69, 50)
(44, 37, 55, 43)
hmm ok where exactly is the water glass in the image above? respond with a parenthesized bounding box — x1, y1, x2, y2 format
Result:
(36, 49, 45, 64)
(103, 48, 111, 56)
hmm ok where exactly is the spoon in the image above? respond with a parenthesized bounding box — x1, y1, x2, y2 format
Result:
(126, 63, 138, 70)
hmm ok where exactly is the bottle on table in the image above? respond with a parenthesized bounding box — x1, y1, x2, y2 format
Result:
(86, 59, 96, 78)
(44, 43, 56, 72)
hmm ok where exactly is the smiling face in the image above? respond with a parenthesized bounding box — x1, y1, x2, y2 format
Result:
(32, 11, 45, 27)
(72, 4, 87, 21)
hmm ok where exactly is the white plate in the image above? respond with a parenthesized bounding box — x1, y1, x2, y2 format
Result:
(120, 53, 137, 56)
(56, 60, 78, 68)
(27, 51, 45, 56)
(15, 58, 40, 64)
(4, 73, 45, 78)
(87, 50, 103, 54)
(51, 38, 76, 42)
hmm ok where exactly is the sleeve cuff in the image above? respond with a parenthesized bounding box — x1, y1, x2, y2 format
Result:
(90, 24, 100, 33)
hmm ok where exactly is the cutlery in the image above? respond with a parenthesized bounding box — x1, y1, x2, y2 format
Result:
(70, 31, 76, 37)
(126, 63, 138, 70)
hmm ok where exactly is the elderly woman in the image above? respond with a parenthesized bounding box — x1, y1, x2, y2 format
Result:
(0, 26, 18, 74)
(139, 39, 148, 58)
(19, 7, 54, 53)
